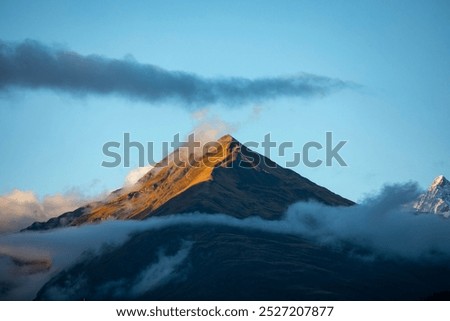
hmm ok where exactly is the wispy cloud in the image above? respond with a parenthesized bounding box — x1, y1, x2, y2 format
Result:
(124, 164, 154, 187)
(0, 39, 351, 106)
(190, 108, 238, 142)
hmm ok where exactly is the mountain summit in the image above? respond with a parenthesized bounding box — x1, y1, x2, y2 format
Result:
(414, 175, 450, 217)
(25, 134, 353, 231)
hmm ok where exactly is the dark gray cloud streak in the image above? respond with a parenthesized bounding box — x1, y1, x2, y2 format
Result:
(0, 39, 349, 106)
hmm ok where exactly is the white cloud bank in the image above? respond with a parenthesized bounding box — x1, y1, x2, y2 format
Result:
(0, 165, 154, 233)
(0, 190, 87, 233)
(0, 182, 449, 300)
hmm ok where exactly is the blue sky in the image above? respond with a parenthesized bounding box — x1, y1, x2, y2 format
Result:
(0, 0, 449, 202)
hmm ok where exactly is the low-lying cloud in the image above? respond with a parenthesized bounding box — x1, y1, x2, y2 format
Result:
(128, 241, 192, 298)
(1, 182, 449, 299)
(0, 189, 88, 234)
(40, 241, 193, 300)
(285, 182, 450, 259)
(0, 39, 350, 106)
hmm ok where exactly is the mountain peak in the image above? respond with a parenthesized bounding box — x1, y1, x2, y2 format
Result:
(217, 134, 237, 144)
(25, 135, 354, 231)
(414, 175, 450, 217)
(430, 175, 448, 190)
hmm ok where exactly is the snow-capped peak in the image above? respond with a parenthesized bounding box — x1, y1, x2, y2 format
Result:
(430, 175, 448, 189)
(414, 175, 450, 217)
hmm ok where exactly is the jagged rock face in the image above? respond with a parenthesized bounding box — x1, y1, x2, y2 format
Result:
(414, 175, 450, 217)
(25, 135, 353, 231)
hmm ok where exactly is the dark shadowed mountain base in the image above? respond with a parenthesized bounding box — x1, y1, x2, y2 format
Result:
(36, 224, 450, 300)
